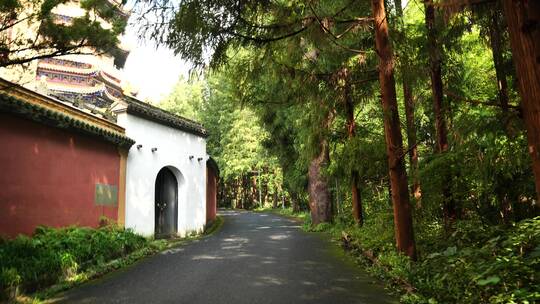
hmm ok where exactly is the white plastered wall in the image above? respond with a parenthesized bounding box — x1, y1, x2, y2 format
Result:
(117, 112, 207, 237)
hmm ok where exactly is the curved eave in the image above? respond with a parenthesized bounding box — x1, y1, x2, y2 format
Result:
(37, 64, 98, 75)
(47, 83, 106, 95)
(0, 79, 134, 148)
(99, 71, 122, 90)
(103, 87, 122, 102)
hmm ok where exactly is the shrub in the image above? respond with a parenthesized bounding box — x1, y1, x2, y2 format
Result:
(0, 225, 148, 297)
(410, 217, 540, 304)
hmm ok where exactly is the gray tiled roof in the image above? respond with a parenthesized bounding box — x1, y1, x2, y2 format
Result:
(123, 96, 208, 138)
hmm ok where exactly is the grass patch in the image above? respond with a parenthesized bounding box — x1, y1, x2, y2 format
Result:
(204, 216, 224, 236)
(254, 207, 310, 224)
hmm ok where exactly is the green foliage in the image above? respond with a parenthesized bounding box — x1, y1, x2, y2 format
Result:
(159, 60, 288, 209)
(160, 75, 205, 121)
(0, 0, 127, 67)
(309, 222, 333, 232)
(0, 0, 19, 12)
(411, 217, 540, 304)
(147, 0, 539, 301)
(0, 225, 147, 297)
(281, 208, 540, 304)
(203, 216, 224, 236)
(0, 268, 21, 288)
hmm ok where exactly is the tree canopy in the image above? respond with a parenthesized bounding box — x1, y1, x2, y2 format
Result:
(0, 0, 128, 67)
(151, 0, 539, 301)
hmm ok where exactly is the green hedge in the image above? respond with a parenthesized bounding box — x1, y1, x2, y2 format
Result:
(0, 225, 148, 299)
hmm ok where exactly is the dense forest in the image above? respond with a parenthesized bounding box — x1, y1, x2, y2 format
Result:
(150, 0, 540, 302)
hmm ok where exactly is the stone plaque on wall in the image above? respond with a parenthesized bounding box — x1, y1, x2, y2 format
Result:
(95, 184, 118, 206)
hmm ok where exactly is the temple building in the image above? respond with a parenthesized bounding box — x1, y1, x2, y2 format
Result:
(35, 52, 129, 109)
(0, 77, 218, 239)
(0, 1, 219, 239)
(0, 0, 132, 112)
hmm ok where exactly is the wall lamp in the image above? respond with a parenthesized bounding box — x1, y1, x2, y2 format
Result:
(189, 155, 194, 160)
(197, 157, 203, 162)
(151, 147, 158, 152)
(136, 144, 143, 150)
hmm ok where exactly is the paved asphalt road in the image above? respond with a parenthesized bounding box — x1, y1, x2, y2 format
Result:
(54, 210, 397, 304)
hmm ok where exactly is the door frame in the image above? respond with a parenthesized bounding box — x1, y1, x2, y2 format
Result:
(154, 167, 178, 238)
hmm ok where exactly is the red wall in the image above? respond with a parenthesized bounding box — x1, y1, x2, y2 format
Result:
(0, 114, 120, 238)
(206, 166, 217, 223)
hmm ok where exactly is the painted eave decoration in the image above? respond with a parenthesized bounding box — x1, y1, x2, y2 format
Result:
(112, 96, 208, 138)
(0, 78, 135, 148)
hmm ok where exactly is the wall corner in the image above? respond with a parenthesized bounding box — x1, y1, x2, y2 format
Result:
(117, 147, 129, 227)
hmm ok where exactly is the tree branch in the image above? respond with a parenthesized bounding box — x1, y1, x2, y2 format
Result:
(435, 0, 496, 8)
(227, 21, 313, 43)
(445, 90, 520, 111)
(0, 14, 35, 32)
(308, 1, 370, 54)
(236, 15, 314, 31)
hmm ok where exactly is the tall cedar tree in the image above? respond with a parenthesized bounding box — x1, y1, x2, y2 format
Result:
(344, 80, 364, 225)
(371, 0, 416, 259)
(501, 0, 540, 201)
(424, 0, 456, 231)
(487, 3, 510, 113)
(394, 0, 421, 206)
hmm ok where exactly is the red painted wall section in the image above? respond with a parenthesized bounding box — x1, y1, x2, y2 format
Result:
(0, 114, 120, 238)
(206, 166, 217, 223)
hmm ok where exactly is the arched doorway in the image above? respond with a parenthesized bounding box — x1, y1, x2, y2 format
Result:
(155, 167, 178, 238)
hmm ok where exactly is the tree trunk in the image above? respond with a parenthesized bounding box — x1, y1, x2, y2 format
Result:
(231, 179, 238, 208)
(273, 191, 278, 208)
(239, 175, 247, 209)
(291, 192, 300, 212)
(262, 180, 268, 208)
(251, 173, 258, 208)
(308, 109, 333, 225)
(243, 174, 250, 209)
(236, 179, 241, 208)
(489, 8, 510, 113)
(345, 84, 364, 226)
(351, 171, 363, 226)
(403, 84, 421, 205)
(424, 0, 448, 150)
(218, 180, 224, 207)
(257, 170, 262, 208)
(425, 0, 456, 231)
(308, 136, 332, 225)
(237, 177, 243, 209)
(371, 0, 417, 259)
(395, 0, 421, 207)
(502, 0, 540, 201)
